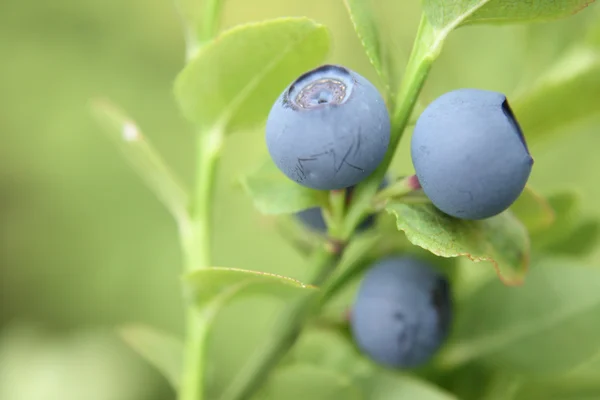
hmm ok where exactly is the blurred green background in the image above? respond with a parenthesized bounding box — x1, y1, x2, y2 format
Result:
(1, 0, 600, 399)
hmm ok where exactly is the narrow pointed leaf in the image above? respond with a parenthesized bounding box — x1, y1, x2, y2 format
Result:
(90, 100, 189, 224)
(344, 0, 389, 92)
(185, 267, 316, 311)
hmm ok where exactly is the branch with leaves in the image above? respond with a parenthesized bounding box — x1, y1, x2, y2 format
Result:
(90, 0, 600, 399)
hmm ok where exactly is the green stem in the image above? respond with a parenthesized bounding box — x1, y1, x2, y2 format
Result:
(199, 0, 225, 45)
(176, 0, 226, 397)
(190, 127, 225, 269)
(176, 0, 225, 60)
(307, 242, 344, 285)
(319, 256, 373, 306)
(343, 14, 438, 239)
(371, 174, 421, 209)
(179, 127, 224, 400)
(394, 193, 431, 204)
(390, 15, 438, 144)
(219, 245, 341, 400)
(217, 13, 442, 400)
(180, 309, 210, 400)
(323, 189, 347, 240)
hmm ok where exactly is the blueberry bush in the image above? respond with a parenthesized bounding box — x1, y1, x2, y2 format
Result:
(89, 0, 600, 399)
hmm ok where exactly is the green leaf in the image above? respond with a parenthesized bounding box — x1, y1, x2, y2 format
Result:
(174, 18, 331, 133)
(118, 324, 183, 389)
(465, 0, 595, 25)
(515, 372, 600, 400)
(529, 191, 600, 257)
(440, 258, 600, 375)
(185, 268, 317, 400)
(290, 329, 371, 379)
(257, 364, 363, 400)
(185, 267, 317, 311)
(532, 191, 581, 248)
(344, 0, 384, 81)
(586, 7, 600, 46)
(289, 329, 457, 400)
(513, 46, 600, 142)
(386, 203, 529, 285)
(440, 365, 491, 400)
(545, 346, 600, 398)
(90, 100, 190, 225)
(480, 372, 524, 400)
(364, 370, 458, 400)
(519, 9, 596, 83)
(531, 190, 600, 257)
(343, 0, 401, 97)
(549, 220, 600, 256)
(422, 0, 594, 31)
(510, 186, 555, 234)
(240, 159, 328, 215)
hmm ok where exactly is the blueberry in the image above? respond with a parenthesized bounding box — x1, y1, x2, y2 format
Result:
(411, 88, 533, 220)
(266, 65, 390, 191)
(350, 256, 452, 368)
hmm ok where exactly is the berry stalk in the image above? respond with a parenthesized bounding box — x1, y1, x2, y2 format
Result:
(342, 13, 438, 240)
(323, 189, 348, 240)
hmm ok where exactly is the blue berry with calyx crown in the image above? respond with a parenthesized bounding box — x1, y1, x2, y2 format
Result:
(411, 88, 533, 220)
(350, 256, 452, 368)
(266, 64, 390, 191)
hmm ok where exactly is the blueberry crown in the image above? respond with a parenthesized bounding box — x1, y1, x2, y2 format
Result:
(284, 64, 354, 110)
